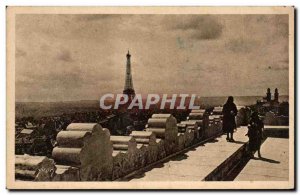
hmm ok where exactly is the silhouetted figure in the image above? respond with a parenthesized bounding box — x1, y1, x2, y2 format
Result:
(222, 96, 238, 142)
(246, 111, 264, 158)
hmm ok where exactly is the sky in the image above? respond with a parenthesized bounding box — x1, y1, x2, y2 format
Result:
(15, 14, 289, 102)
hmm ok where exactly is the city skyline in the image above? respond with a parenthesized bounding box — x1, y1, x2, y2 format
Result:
(15, 14, 289, 102)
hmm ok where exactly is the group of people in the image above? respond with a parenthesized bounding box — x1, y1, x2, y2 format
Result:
(222, 96, 264, 158)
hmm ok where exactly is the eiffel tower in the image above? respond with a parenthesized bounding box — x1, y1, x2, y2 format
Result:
(123, 50, 135, 100)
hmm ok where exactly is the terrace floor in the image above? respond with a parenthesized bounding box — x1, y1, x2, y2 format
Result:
(128, 127, 249, 181)
(235, 137, 289, 181)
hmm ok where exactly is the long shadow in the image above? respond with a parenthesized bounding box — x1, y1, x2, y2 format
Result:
(253, 157, 280, 164)
(170, 153, 188, 161)
(224, 156, 250, 181)
(207, 138, 219, 143)
(225, 140, 281, 181)
(232, 140, 246, 144)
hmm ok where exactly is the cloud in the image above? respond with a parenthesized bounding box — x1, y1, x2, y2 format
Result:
(225, 38, 257, 53)
(16, 70, 82, 88)
(56, 49, 74, 62)
(172, 15, 223, 40)
(184, 62, 219, 74)
(254, 15, 289, 38)
(176, 37, 194, 49)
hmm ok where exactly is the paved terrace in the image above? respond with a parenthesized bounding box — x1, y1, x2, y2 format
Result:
(235, 137, 289, 181)
(128, 127, 249, 181)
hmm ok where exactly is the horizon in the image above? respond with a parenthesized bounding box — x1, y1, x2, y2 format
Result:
(15, 94, 289, 103)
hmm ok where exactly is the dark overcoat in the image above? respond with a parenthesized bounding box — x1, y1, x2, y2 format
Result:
(222, 102, 238, 133)
(247, 118, 264, 151)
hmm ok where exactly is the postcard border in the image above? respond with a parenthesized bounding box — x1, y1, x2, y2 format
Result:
(6, 6, 295, 190)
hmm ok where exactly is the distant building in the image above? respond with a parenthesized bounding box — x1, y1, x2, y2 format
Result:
(259, 88, 280, 105)
(17, 129, 37, 139)
(15, 129, 36, 155)
(274, 88, 279, 102)
(123, 50, 135, 100)
(25, 122, 37, 130)
(256, 88, 288, 117)
(266, 88, 271, 102)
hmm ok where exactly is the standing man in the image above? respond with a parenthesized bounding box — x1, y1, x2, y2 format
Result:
(222, 96, 238, 142)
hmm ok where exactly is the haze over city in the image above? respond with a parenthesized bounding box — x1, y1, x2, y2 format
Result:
(15, 14, 289, 102)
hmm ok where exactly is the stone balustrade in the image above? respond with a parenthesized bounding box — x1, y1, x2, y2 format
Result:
(110, 135, 137, 179)
(16, 110, 230, 181)
(15, 154, 56, 181)
(146, 114, 178, 155)
(52, 123, 113, 181)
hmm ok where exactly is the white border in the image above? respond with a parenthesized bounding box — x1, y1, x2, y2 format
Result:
(1, 0, 299, 194)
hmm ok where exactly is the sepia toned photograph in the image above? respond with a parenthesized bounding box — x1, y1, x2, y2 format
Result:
(6, 6, 294, 189)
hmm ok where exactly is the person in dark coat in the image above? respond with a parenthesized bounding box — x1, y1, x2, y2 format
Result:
(222, 96, 238, 142)
(246, 111, 264, 158)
